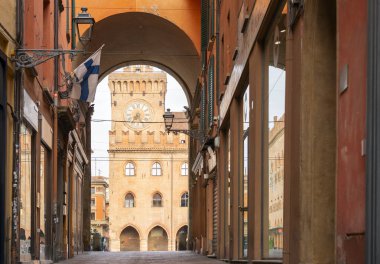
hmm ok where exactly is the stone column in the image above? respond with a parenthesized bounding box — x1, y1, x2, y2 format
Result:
(284, 1, 336, 263)
(140, 239, 148, 251)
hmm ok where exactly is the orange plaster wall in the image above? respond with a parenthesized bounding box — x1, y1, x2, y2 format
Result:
(75, 0, 201, 54)
(95, 194, 105, 220)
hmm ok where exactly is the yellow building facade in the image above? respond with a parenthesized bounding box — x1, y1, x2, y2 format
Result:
(108, 66, 189, 252)
(0, 0, 16, 262)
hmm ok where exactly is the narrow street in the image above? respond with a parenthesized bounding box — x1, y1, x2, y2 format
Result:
(59, 252, 224, 264)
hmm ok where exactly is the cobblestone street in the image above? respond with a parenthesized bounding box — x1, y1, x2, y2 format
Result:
(59, 251, 225, 264)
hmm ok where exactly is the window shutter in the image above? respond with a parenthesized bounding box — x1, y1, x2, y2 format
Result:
(210, 0, 215, 38)
(208, 56, 215, 127)
(201, 0, 209, 67)
(201, 86, 206, 135)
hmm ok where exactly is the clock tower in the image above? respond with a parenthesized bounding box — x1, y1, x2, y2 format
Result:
(107, 66, 189, 252)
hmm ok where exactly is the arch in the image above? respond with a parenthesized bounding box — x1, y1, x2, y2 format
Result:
(175, 225, 188, 251)
(124, 193, 135, 208)
(73, 12, 200, 104)
(120, 226, 140, 251)
(147, 226, 168, 251)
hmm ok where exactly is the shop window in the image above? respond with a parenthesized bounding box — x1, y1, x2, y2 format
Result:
(39, 144, 50, 260)
(240, 86, 250, 258)
(180, 192, 189, 207)
(152, 162, 162, 176)
(125, 162, 135, 176)
(125, 193, 135, 208)
(152, 193, 163, 207)
(263, 3, 287, 259)
(19, 124, 34, 262)
(181, 163, 188, 176)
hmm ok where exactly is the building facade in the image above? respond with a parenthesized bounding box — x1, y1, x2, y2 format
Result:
(90, 176, 109, 247)
(4, 1, 92, 263)
(190, 0, 380, 263)
(108, 66, 189, 252)
(0, 0, 16, 263)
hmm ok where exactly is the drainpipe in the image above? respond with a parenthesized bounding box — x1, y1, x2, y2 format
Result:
(52, 0, 59, 261)
(171, 153, 174, 251)
(71, 0, 76, 50)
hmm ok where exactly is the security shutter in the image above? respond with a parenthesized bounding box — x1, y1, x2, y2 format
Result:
(212, 178, 218, 254)
(201, 86, 206, 136)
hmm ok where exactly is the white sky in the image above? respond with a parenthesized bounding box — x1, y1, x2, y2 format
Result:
(91, 67, 188, 177)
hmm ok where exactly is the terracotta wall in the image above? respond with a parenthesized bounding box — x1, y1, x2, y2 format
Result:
(336, 1, 367, 263)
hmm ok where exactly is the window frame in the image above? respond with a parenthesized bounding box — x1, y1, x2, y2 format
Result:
(180, 192, 189, 207)
(125, 162, 135, 176)
(151, 162, 162, 176)
(124, 193, 135, 208)
(181, 163, 189, 176)
(152, 192, 163, 207)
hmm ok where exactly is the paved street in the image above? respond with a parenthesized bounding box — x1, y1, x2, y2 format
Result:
(60, 251, 225, 264)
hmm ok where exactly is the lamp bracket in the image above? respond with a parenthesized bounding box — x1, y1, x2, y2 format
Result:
(167, 129, 206, 141)
(12, 49, 84, 69)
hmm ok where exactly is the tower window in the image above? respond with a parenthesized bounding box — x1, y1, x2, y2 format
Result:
(125, 163, 135, 176)
(181, 192, 189, 207)
(152, 162, 162, 176)
(181, 163, 188, 176)
(153, 193, 163, 207)
(125, 193, 135, 208)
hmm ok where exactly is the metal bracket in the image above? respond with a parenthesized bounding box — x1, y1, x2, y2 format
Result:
(168, 129, 206, 141)
(289, 0, 304, 28)
(11, 49, 84, 69)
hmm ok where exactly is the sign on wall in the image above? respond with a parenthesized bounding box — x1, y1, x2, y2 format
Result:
(23, 90, 38, 131)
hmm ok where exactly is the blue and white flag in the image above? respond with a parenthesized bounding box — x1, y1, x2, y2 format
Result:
(70, 45, 104, 103)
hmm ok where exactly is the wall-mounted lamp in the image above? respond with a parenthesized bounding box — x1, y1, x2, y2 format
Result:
(74, 7, 95, 46)
(163, 108, 206, 141)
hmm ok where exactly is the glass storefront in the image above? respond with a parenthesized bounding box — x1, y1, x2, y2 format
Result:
(263, 3, 287, 259)
(20, 124, 33, 261)
(241, 87, 249, 258)
(40, 145, 47, 260)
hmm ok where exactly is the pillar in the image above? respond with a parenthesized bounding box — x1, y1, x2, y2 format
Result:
(284, 1, 337, 263)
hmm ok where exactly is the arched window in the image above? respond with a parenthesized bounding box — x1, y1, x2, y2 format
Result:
(152, 162, 162, 176)
(181, 163, 188, 176)
(125, 193, 135, 208)
(152, 193, 163, 207)
(125, 163, 135, 176)
(180, 192, 189, 207)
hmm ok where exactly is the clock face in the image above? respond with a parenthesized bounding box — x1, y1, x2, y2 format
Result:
(125, 101, 153, 130)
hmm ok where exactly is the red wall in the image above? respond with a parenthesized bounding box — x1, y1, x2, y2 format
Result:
(336, 1, 367, 263)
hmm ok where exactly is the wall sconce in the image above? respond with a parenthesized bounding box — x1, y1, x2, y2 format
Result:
(74, 7, 95, 45)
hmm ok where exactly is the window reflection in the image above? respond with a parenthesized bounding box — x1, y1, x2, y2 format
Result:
(20, 124, 32, 261)
(241, 87, 249, 258)
(264, 3, 287, 259)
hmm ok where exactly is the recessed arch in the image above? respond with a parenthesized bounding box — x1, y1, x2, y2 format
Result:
(175, 225, 188, 251)
(120, 226, 141, 251)
(74, 12, 200, 105)
(147, 225, 169, 251)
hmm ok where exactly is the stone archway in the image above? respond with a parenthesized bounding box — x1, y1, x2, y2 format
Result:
(147, 226, 168, 251)
(120, 226, 140, 251)
(73, 11, 200, 103)
(176, 225, 188, 251)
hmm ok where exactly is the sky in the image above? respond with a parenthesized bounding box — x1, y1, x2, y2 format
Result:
(91, 67, 189, 177)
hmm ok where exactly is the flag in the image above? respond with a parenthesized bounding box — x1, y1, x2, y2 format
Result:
(70, 45, 104, 103)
